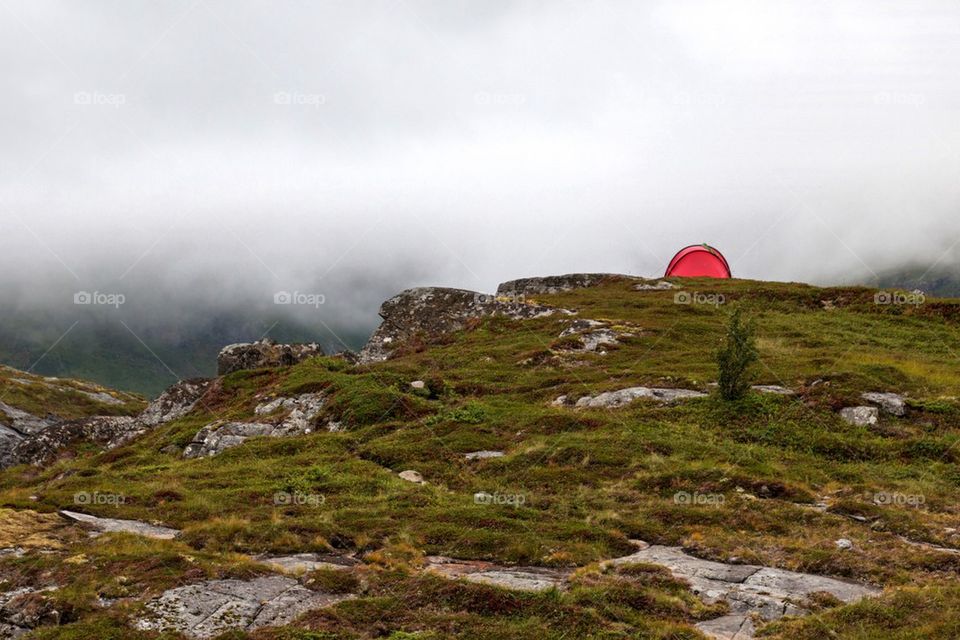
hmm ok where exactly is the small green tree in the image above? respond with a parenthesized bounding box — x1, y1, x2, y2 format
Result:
(716, 308, 758, 400)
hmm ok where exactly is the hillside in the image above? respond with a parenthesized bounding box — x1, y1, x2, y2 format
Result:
(2, 275, 960, 639)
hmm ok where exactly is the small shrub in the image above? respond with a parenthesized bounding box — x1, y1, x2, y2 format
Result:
(716, 308, 758, 401)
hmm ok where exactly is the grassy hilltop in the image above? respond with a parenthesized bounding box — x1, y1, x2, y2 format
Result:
(2, 276, 960, 638)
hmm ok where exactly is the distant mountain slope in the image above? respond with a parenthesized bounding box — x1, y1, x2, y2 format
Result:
(871, 263, 960, 298)
(0, 311, 371, 397)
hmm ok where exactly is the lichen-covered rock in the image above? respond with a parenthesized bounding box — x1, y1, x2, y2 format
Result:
(358, 287, 572, 363)
(217, 339, 323, 375)
(134, 575, 351, 639)
(861, 392, 907, 417)
(840, 406, 879, 426)
(496, 273, 634, 296)
(140, 379, 213, 427)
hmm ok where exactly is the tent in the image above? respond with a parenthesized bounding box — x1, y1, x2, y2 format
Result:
(665, 244, 731, 278)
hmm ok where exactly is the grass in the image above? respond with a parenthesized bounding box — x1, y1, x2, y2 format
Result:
(2, 277, 960, 637)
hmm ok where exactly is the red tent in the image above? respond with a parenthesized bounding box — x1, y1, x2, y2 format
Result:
(665, 244, 731, 278)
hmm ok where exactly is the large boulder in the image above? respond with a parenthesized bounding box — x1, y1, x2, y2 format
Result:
(496, 273, 634, 297)
(358, 287, 571, 363)
(1, 378, 213, 469)
(217, 339, 323, 375)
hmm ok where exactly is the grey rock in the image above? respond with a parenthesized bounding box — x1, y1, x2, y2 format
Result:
(75, 390, 125, 406)
(425, 557, 568, 592)
(606, 545, 877, 638)
(398, 470, 425, 484)
(861, 392, 907, 417)
(1, 377, 212, 470)
(835, 538, 853, 550)
(185, 393, 325, 458)
(0, 401, 57, 435)
(217, 339, 324, 376)
(496, 273, 635, 296)
(410, 380, 426, 390)
(696, 614, 755, 640)
(752, 385, 795, 395)
(574, 387, 707, 409)
(465, 450, 505, 460)
(358, 287, 572, 363)
(60, 510, 179, 540)
(0, 587, 59, 637)
(140, 379, 213, 427)
(840, 406, 879, 426)
(256, 553, 359, 574)
(558, 320, 630, 352)
(135, 575, 351, 639)
(633, 280, 676, 291)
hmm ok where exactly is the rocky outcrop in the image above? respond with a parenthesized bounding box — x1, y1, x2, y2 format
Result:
(496, 273, 634, 296)
(0, 586, 60, 639)
(217, 339, 323, 375)
(557, 319, 635, 353)
(183, 393, 326, 458)
(1, 378, 213, 469)
(358, 287, 572, 364)
(134, 575, 351, 639)
(605, 544, 878, 639)
(560, 386, 708, 409)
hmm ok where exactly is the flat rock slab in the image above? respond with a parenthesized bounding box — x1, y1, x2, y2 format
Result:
(751, 385, 795, 395)
(464, 450, 504, 460)
(606, 545, 877, 639)
(256, 553, 358, 574)
(425, 557, 568, 592)
(59, 510, 179, 540)
(135, 575, 350, 639)
(573, 387, 707, 408)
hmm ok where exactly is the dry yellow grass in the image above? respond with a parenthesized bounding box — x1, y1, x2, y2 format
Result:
(0, 508, 67, 549)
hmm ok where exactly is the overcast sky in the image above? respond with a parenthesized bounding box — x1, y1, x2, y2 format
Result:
(2, 0, 960, 331)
